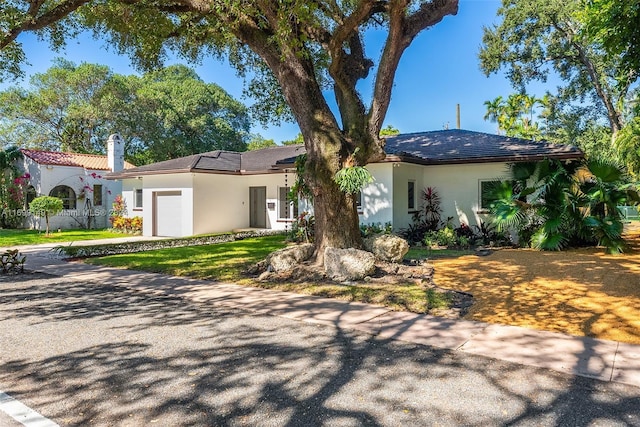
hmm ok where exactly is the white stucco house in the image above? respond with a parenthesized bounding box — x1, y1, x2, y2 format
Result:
(106, 129, 583, 238)
(18, 134, 136, 230)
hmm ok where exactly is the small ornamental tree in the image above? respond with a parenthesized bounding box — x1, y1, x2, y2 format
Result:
(29, 196, 63, 236)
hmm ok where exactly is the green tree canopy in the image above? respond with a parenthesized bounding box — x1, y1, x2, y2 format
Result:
(479, 0, 635, 137)
(379, 125, 400, 136)
(247, 134, 276, 151)
(281, 133, 304, 146)
(29, 195, 63, 235)
(0, 58, 114, 152)
(0, 60, 250, 164)
(583, 0, 640, 83)
(123, 64, 250, 164)
(0, 0, 93, 81)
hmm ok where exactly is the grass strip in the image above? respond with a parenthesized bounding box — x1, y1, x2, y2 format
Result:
(88, 235, 453, 314)
(0, 229, 126, 247)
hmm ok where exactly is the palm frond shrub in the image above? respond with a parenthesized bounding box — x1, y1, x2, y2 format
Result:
(488, 158, 639, 253)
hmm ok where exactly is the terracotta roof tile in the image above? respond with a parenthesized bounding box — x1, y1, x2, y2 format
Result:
(20, 149, 136, 170)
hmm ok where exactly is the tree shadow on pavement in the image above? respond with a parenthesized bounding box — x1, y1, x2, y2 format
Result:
(1, 277, 639, 426)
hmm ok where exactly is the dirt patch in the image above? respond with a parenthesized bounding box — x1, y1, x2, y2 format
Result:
(431, 227, 640, 344)
(248, 260, 473, 319)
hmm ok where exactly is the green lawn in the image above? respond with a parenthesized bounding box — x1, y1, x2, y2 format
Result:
(0, 228, 128, 247)
(88, 235, 453, 314)
(87, 234, 288, 281)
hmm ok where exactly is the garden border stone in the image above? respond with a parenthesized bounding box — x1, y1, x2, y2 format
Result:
(51, 230, 285, 259)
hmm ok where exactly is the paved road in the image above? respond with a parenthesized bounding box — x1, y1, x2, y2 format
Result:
(1, 273, 639, 427)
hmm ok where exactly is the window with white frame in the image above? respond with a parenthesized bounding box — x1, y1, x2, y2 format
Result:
(134, 189, 143, 209)
(278, 187, 298, 220)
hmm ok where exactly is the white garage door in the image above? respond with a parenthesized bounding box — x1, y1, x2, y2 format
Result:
(154, 191, 183, 237)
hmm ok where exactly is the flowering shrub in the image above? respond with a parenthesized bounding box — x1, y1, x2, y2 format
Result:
(109, 194, 141, 233)
(111, 194, 127, 217)
(1, 172, 31, 228)
(111, 216, 142, 234)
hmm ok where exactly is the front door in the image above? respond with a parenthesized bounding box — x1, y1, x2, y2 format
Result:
(249, 186, 267, 228)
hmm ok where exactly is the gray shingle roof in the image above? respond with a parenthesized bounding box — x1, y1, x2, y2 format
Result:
(107, 145, 305, 179)
(193, 151, 242, 172)
(107, 130, 583, 179)
(383, 129, 583, 164)
(241, 145, 305, 171)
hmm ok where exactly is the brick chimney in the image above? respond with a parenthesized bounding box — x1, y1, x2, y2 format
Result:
(107, 134, 125, 172)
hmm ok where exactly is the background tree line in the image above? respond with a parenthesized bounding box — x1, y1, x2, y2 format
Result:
(480, 0, 640, 178)
(0, 59, 251, 165)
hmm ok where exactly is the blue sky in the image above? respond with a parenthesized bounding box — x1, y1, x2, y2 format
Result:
(6, 0, 543, 143)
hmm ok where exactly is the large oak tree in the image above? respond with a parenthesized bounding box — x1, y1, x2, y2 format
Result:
(2, 0, 459, 259)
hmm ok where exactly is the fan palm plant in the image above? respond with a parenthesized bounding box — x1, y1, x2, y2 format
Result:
(579, 159, 640, 253)
(490, 160, 580, 250)
(490, 157, 639, 253)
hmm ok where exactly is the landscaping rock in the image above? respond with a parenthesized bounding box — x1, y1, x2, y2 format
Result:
(395, 263, 434, 280)
(324, 247, 376, 281)
(258, 271, 273, 281)
(363, 234, 409, 263)
(266, 243, 314, 272)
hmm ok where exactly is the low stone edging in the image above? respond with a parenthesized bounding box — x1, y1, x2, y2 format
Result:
(51, 230, 285, 259)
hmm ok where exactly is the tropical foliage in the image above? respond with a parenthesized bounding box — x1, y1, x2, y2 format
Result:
(488, 159, 640, 253)
(110, 216, 143, 234)
(400, 187, 443, 245)
(483, 93, 546, 139)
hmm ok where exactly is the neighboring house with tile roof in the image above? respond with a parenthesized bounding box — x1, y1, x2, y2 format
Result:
(107, 130, 583, 238)
(18, 134, 135, 230)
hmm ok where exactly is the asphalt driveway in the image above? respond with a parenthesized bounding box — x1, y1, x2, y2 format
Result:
(1, 273, 639, 426)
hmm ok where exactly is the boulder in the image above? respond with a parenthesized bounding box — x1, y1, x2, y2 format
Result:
(363, 234, 409, 263)
(266, 243, 314, 272)
(324, 247, 376, 281)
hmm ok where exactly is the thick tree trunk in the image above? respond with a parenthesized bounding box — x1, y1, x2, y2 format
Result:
(254, 52, 366, 262)
(304, 131, 363, 264)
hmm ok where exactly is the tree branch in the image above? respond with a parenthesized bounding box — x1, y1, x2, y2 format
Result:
(368, 0, 458, 155)
(550, 17, 623, 134)
(0, 0, 92, 50)
(405, 0, 459, 40)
